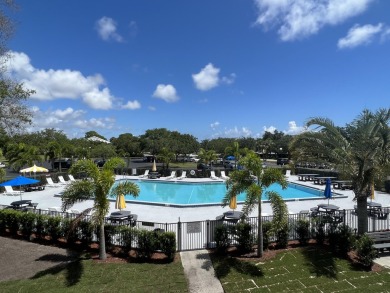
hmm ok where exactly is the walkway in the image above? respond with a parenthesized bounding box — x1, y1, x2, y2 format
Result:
(180, 250, 224, 293)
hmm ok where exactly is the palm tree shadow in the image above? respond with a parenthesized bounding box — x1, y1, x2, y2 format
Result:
(31, 249, 83, 287)
(209, 253, 264, 279)
(301, 246, 338, 278)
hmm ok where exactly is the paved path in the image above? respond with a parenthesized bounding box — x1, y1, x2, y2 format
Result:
(180, 250, 224, 293)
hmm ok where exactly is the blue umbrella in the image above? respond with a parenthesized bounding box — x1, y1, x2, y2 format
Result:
(324, 178, 332, 204)
(0, 176, 39, 200)
(226, 155, 235, 160)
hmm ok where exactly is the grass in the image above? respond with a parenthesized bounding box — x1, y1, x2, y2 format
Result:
(0, 258, 188, 293)
(211, 246, 390, 292)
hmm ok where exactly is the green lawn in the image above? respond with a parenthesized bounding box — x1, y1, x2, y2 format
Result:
(211, 247, 390, 292)
(0, 258, 188, 293)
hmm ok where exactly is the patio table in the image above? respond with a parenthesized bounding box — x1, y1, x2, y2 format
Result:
(109, 210, 137, 226)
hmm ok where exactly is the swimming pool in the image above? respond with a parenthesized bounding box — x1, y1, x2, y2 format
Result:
(111, 179, 329, 207)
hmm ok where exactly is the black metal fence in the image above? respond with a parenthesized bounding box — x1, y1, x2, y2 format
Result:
(1, 205, 389, 251)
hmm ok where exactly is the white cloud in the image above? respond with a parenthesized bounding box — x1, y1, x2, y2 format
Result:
(253, 0, 373, 41)
(3, 51, 116, 110)
(224, 126, 252, 137)
(221, 73, 236, 85)
(263, 125, 277, 133)
(210, 121, 220, 130)
(148, 106, 156, 111)
(122, 100, 141, 110)
(338, 23, 384, 49)
(95, 16, 123, 42)
(152, 84, 179, 102)
(192, 63, 220, 91)
(284, 121, 305, 134)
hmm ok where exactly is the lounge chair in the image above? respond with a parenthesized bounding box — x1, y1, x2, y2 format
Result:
(68, 174, 77, 181)
(131, 169, 137, 176)
(46, 177, 61, 188)
(165, 171, 176, 180)
(58, 176, 69, 185)
(210, 171, 219, 180)
(176, 171, 187, 180)
(3, 186, 22, 196)
(139, 170, 149, 178)
(285, 170, 291, 179)
(220, 171, 230, 180)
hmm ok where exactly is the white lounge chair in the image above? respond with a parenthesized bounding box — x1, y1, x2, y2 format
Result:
(131, 169, 137, 176)
(176, 171, 187, 180)
(58, 176, 69, 185)
(165, 171, 176, 180)
(139, 170, 149, 178)
(3, 185, 22, 196)
(68, 174, 77, 181)
(220, 171, 230, 180)
(210, 171, 219, 180)
(46, 177, 61, 188)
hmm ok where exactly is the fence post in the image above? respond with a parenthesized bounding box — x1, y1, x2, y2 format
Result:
(206, 220, 210, 249)
(177, 218, 181, 251)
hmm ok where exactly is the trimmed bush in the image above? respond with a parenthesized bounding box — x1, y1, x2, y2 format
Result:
(35, 214, 48, 239)
(234, 222, 254, 253)
(19, 212, 36, 239)
(119, 226, 137, 253)
(137, 230, 157, 259)
(79, 220, 94, 246)
(47, 216, 62, 242)
(295, 219, 310, 245)
(159, 232, 176, 260)
(262, 221, 272, 250)
(356, 234, 377, 268)
(276, 225, 289, 249)
(214, 225, 230, 253)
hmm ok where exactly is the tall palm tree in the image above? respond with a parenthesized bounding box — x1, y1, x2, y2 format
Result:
(223, 151, 287, 257)
(61, 157, 140, 260)
(198, 148, 218, 165)
(290, 108, 390, 234)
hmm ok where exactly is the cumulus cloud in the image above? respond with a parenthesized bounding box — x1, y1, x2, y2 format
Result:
(210, 121, 220, 130)
(284, 121, 305, 134)
(3, 51, 116, 110)
(253, 0, 373, 41)
(192, 63, 220, 91)
(152, 84, 179, 102)
(122, 100, 141, 110)
(95, 16, 123, 42)
(263, 125, 277, 133)
(338, 23, 385, 49)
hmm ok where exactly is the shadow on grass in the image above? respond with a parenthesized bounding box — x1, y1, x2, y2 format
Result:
(31, 249, 83, 287)
(301, 246, 338, 278)
(210, 253, 264, 279)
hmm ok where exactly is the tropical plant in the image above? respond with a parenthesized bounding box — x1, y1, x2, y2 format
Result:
(198, 148, 218, 165)
(268, 192, 289, 248)
(5, 142, 41, 171)
(157, 147, 175, 171)
(290, 108, 390, 234)
(223, 151, 287, 257)
(61, 158, 140, 260)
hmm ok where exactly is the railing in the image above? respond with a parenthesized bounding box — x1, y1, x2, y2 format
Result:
(1, 205, 389, 251)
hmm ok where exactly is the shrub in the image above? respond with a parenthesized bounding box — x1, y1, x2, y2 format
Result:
(214, 225, 230, 253)
(47, 216, 62, 242)
(356, 234, 377, 268)
(79, 220, 94, 246)
(0, 209, 7, 234)
(313, 219, 325, 245)
(262, 221, 272, 250)
(337, 225, 355, 256)
(295, 219, 310, 245)
(234, 222, 253, 253)
(159, 232, 176, 260)
(119, 226, 137, 253)
(35, 214, 48, 239)
(137, 230, 157, 259)
(276, 225, 289, 248)
(4, 209, 21, 235)
(19, 212, 36, 239)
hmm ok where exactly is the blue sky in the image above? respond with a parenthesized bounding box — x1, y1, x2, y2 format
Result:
(4, 0, 390, 140)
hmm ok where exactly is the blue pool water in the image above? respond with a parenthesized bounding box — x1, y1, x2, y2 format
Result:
(111, 179, 325, 206)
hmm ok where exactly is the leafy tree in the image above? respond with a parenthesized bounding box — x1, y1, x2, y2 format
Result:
(90, 143, 117, 160)
(223, 151, 287, 257)
(5, 142, 40, 170)
(290, 108, 390, 234)
(61, 158, 140, 260)
(157, 147, 175, 170)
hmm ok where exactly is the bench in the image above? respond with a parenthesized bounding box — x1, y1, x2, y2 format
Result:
(367, 231, 390, 253)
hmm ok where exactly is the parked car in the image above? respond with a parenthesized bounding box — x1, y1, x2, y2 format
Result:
(197, 163, 211, 170)
(276, 158, 290, 165)
(94, 159, 106, 167)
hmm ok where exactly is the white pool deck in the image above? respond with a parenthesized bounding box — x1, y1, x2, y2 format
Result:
(1, 174, 390, 223)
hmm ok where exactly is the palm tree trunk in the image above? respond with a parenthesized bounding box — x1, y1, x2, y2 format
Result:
(257, 198, 263, 257)
(99, 222, 107, 260)
(357, 195, 368, 235)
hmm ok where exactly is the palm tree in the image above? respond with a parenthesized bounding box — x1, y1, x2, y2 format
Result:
(61, 157, 140, 260)
(290, 108, 390, 234)
(157, 147, 175, 171)
(198, 148, 218, 165)
(223, 151, 287, 257)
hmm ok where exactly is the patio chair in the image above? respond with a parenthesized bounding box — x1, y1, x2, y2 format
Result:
(210, 171, 219, 180)
(285, 170, 291, 179)
(131, 168, 137, 176)
(58, 176, 69, 185)
(139, 170, 149, 178)
(165, 171, 176, 180)
(46, 177, 61, 188)
(3, 186, 23, 196)
(176, 171, 187, 180)
(220, 171, 230, 180)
